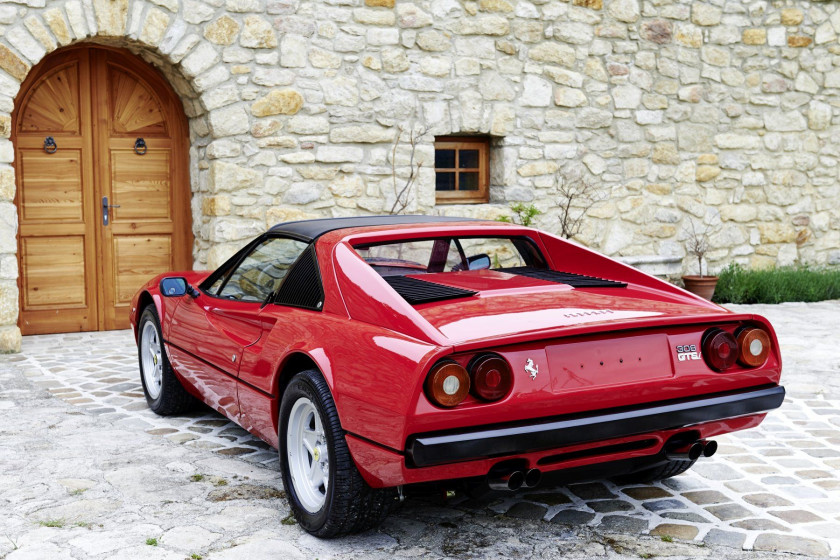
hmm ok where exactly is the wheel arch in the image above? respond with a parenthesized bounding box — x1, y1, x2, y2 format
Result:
(133, 291, 156, 341)
(270, 349, 337, 435)
(133, 288, 179, 343)
(275, 351, 323, 395)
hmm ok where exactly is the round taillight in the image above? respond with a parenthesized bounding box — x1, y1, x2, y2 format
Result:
(737, 327, 771, 367)
(469, 354, 513, 401)
(702, 328, 738, 372)
(425, 361, 470, 408)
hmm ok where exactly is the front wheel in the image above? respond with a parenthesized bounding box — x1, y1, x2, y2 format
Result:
(137, 305, 195, 415)
(278, 369, 396, 537)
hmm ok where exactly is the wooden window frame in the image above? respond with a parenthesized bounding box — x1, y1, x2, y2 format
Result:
(434, 136, 490, 204)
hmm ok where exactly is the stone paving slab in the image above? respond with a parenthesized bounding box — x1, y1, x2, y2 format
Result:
(1, 301, 839, 558)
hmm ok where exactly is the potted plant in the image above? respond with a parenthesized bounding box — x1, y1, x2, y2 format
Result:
(682, 220, 718, 300)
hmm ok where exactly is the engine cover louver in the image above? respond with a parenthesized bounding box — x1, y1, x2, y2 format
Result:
(383, 275, 478, 305)
(274, 245, 324, 310)
(498, 267, 627, 288)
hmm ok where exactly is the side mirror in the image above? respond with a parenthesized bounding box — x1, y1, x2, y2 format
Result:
(468, 254, 491, 270)
(160, 277, 199, 298)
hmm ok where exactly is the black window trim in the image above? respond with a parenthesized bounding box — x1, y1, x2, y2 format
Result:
(352, 235, 548, 271)
(198, 232, 321, 309)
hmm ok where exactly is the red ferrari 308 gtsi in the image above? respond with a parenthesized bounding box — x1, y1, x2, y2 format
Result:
(131, 215, 784, 537)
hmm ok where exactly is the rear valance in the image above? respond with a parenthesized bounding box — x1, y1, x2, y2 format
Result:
(407, 385, 785, 467)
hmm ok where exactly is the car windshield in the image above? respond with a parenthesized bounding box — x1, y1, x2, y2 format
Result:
(353, 236, 547, 276)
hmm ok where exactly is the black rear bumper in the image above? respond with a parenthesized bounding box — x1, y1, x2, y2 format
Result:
(406, 385, 785, 468)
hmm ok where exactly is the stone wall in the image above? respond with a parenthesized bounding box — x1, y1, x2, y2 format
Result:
(1, 0, 840, 350)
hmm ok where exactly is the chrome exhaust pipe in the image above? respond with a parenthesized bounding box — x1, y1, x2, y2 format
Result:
(487, 470, 525, 491)
(523, 468, 541, 489)
(702, 439, 718, 458)
(665, 441, 704, 462)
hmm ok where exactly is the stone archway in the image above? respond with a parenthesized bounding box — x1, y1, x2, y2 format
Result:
(0, 4, 223, 350)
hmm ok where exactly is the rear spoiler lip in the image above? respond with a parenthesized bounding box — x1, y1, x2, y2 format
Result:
(449, 312, 770, 353)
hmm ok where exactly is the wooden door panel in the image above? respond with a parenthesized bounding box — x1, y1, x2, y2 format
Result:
(18, 149, 84, 222)
(108, 66, 167, 135)
(96, 48, 190, 331)
(111, 149, 172, 222)
(113, 235, 172, 305)
(18, 234, 97, 334)
(14, 46, 191, 335)
(17, 61, 81, 134)
(14, 48, 98, 335)
(21, 236, 87, 308)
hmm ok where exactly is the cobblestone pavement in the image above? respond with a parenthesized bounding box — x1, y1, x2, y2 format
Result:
(1, 301, 839, 559)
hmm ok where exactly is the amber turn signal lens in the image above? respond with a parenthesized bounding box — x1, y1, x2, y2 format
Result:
(737, 327, 771, 367)
(470, 354, 513, 401)
(702, 328, 738, 372)
(425, 361, 470, 408)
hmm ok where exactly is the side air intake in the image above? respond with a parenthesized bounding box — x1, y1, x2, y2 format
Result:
(498, 267, 627, 288)
(383, 275, 477, 305)
(274, 246, 324, 310)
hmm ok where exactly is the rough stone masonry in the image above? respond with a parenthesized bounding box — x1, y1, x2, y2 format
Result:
(1, 0, 840, 351)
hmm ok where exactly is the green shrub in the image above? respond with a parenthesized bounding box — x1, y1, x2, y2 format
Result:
(713, 263, 840, 304)
(496, 203, 542, 227)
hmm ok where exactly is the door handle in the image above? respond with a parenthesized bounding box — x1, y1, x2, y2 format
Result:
(102, 196, 121, 226)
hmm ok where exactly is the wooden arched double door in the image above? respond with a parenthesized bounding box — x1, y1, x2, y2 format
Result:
(13, 45, 192, 335)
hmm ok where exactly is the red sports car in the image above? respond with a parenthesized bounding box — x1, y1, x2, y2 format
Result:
(131, 216, 784, 537)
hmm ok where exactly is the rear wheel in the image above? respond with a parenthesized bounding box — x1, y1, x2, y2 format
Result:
(137, 305, 195, 415)
(278, 369, 396, 537)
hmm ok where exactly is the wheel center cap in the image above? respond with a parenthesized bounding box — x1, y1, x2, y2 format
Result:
(152, 354, 158, 365)
(313, 447, 320, 462)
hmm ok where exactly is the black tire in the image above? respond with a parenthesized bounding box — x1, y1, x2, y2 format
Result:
(278, 369, 397, 537)
(137, 305, 195, 415)
(614, 459, 695, 484)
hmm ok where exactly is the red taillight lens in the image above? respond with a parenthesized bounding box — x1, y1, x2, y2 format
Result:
(469, 354, 513, 401)
(702, 328, 738, 372)
(737, 327, 771, 367)
(425, 360, 470, 408)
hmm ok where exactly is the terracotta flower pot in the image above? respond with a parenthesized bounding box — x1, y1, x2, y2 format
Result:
(682, 275, 718, 301)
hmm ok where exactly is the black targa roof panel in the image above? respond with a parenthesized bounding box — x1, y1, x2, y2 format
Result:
(268, 215, 481, 242)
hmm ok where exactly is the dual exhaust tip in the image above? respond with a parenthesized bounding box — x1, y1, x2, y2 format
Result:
(488, 468, 541, 492)
(486, 439, 717, 492)
(666, 439, 718, 462)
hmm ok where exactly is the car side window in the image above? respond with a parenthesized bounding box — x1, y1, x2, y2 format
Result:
(206, 272, 227, 295)
(218, 237, 309, 302)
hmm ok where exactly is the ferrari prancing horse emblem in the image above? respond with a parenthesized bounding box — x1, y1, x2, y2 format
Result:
(525, 358, 538, 380)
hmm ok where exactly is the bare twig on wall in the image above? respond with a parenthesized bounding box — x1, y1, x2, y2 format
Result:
(684, 219, 713, 277)
(556, 167, 603, 239)
(389, 125, 429, 215)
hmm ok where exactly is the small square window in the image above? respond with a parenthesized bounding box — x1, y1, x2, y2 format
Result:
(434, 136, 490, 204)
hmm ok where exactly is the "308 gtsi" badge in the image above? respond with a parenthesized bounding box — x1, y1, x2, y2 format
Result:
(676, 344, 701, 362)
